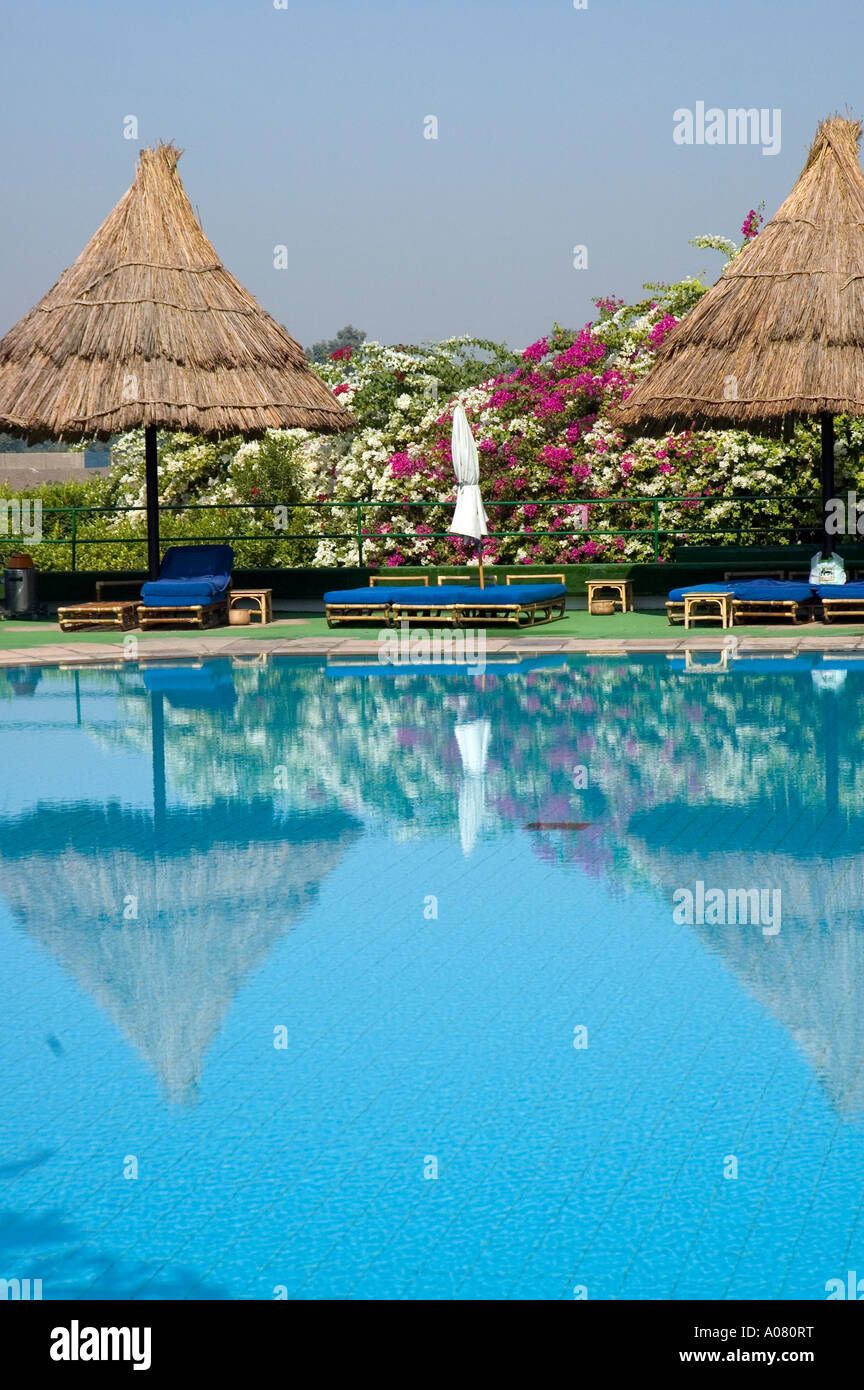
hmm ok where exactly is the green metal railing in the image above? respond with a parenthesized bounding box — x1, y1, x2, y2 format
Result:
(0, 495, 825, 570)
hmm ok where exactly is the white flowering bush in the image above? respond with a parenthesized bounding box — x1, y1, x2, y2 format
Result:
(66, 428, 316, 569)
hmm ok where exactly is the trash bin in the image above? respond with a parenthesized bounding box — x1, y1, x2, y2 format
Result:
(3, 563, 38, 615)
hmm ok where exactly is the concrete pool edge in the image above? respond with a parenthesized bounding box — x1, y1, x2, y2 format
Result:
(5, 630, 864, 667)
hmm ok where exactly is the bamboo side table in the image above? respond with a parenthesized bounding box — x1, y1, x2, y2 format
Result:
(682, 591, 734, 629)
(586, 579, 634, 614)
(228, 588, 273, 624)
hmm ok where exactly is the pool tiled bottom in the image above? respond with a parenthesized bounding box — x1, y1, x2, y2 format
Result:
(1, 655, 863, 1299)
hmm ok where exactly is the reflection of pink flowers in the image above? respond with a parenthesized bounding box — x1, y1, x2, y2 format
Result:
(396, 727, 424, 746)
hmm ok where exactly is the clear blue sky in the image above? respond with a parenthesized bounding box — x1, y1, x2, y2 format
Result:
(0, 0, 861, 349)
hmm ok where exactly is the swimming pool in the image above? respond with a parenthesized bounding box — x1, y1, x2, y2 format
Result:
(1, 652, 863, 1300)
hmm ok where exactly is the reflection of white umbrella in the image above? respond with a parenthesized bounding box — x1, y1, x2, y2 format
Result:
(455, 718, 491, 856)
(812, 668, 847, 693)
(450, 404, 489, 588)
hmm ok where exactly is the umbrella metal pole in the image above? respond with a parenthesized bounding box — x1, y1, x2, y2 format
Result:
(821, 412, 835, 557)
(145, 425, 160, 580)
(477, 540, 485, 590)
(151, 690, 166, 834)
(825, 700, 839, 815)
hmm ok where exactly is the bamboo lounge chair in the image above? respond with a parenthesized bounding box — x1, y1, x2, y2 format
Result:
(817, 581, 864, 622)
(666, 578, 816, 626)
(323, 576, 567, 628)
(137, 545, 234, 629)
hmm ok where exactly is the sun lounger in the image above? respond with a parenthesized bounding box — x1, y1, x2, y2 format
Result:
(137, 545, 233, 630)
(816, 581, 864, 622)
(323, 579, 566, 628)
(666, 579, 815, 626)
(731, 579, 816, 624)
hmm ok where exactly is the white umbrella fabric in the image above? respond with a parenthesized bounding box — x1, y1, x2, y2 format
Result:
(455, 718, 491, 856)
(449, 404, 489, 587)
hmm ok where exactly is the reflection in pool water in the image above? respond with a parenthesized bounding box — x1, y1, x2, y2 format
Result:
(1, 653, 863, 1299)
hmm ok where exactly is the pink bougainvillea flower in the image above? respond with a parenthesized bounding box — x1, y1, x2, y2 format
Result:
(741, 207, 763, 240)
(647, 314, 678, 347)
(522, 337, 549, 362)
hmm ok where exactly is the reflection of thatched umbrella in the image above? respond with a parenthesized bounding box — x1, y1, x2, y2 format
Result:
(0, 144, 353, 575)
(0, 802, 360, 1103)
(626, 803, 864, 1116)
(615, 116, 864, 555)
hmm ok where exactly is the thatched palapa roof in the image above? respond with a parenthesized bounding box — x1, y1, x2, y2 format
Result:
(0, 143, 353, 441)
(614, 116, 864, 436)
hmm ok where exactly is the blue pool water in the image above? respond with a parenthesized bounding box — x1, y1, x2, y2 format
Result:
(2, 651, 864, 1300)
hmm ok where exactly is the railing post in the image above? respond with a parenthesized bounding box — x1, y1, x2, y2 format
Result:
(653, 499, 659, 562)
(357, 504, 364, 567)
(71, 507, 77, 572)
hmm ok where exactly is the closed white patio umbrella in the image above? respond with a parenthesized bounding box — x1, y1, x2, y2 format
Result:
(449, 404, 489, 588)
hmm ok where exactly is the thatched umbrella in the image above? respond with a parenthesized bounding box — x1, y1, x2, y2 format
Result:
(614, 115, 864, 556)
(0, 143, 353, 577)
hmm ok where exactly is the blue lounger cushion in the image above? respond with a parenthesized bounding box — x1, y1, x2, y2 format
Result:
(324, 586, 442, 605)
(140, 544, 234, 607)
(324, 583, 566, 607)
(668, 579, 813, 603)
(158, 543, 234, 581)
(140, 579, 228, 602)
(732, 580, 814, 602)
(816, 582, 864, 598)
(667, 582, 735, 602)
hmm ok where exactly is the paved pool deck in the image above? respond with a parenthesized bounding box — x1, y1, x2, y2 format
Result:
(3, 611, 864, 666)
